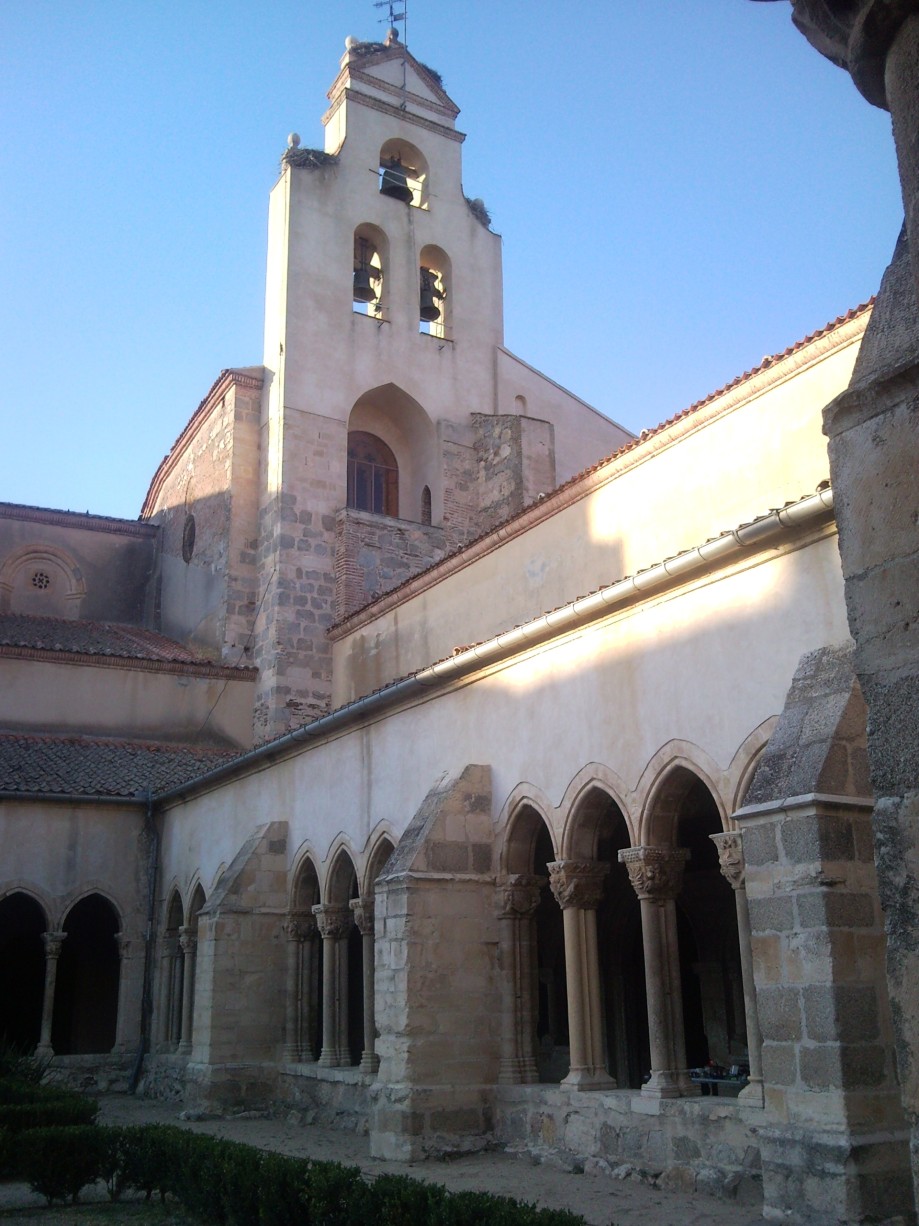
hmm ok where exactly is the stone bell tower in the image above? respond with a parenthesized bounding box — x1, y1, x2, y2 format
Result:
(253, 31, 504, 739)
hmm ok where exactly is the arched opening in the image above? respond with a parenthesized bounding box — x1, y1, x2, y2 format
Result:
(0, 893, 47, 1053)
(52, 894, 120, 1055)
(378, 138, 429, 208)
(418, 245, 451, 339)
(347, 386, 438, 527)
(321, 850, 362, 1067)
(352, 224, 387, 318)
(180, 885, 206, 1053)
(674, 777, 743, 1074)
(347, 431, 398, 517)
(421, 486, 432, 526)
(162, 890, 184, 1049)
(290, 857, 322, 1062)
(567, 787, 648, 1088)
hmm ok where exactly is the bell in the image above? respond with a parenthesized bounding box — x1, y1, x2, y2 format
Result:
(380, 158, 413, 204)
(353, 267, 375, 303)
(419, 271, 441, 322)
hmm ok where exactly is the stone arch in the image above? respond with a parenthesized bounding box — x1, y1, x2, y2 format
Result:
(286, 853, 322, 1063)
(316, 845, 362, 1067)
(0, 543, 86, 618)
(637, 746, 727, 847)
(558, 765, 634, 856)
(348, 384, 438, 525)
(290, 850, 321, 911)
(502, 794, 557, 875)
(729, 717, 778, 813)
(363, 832, 395, 897)
(419, 243, 451, 339)
(379, 137, 429, 208)
(0, 890, 48, 1052)
(352, 222, 388, 319)
(52, 892, 121, 1055)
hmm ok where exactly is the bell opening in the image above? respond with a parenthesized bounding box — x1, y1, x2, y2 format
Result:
(380, 158, 414, 204)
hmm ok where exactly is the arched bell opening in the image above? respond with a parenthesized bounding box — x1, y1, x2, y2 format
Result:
(52, 894, 121, 1055)
(418, 245, 451, 339)
(0, 892, 47, 1053)
(378, 139, 428, 208)
(347, 386, 438, 525)
(352, 225, 387, 318)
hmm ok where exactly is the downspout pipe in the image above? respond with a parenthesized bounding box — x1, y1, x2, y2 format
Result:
(155, 488, 834, 806)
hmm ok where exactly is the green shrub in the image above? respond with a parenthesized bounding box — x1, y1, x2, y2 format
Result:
(258, 1150, 311, 1226)
(302, 1158, 372, 1226)
(0, 1093, 98, 1134)
(15, 1124, 104, 1204)
(371, 1172, 449, 1223)
(117, 1123, 181, 1203)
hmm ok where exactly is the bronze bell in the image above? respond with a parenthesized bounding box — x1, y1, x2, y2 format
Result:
(380, 157, 413, 204)
(353, 267, 375, 303)
(419, 270, 441, 322)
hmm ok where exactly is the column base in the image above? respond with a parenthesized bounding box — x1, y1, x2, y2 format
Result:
(282, 1045, 301, 1063)
(498, 1058, 539, 1085)
(317, 1048, 339, 1067)
(641, 1070, 683, 1099)
(562, 1066, 616, 1091)
(177, 1041, 192, 1057)
(34, 1044, 53, 1061)
(359, 1051, 380, 1075)
(737, 1077, 764, 1107)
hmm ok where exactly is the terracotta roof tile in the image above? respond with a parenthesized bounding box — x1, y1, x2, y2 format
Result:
(0, 731, 240, 798)
(0, 613, 219, 666)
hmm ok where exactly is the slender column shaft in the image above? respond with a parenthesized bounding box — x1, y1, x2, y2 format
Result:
(549, 860, 615, 1090)
(36, 931, 66, 1057)
(283, 913, 315, 1063)
(351, 898, 378, 1074)
(619, 846, 691, 1098)
(497, 876, 543, 1084)
(711, 831, 764, 1106)
(303, 937, 318, 1061)
(178, 927, 196, 1055)
(112, 933, 129, 1054)
(313, 905, 351, 1067)
(169, 944, 183, 1047)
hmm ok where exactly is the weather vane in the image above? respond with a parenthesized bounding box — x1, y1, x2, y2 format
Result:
(374, 0, 407, 45)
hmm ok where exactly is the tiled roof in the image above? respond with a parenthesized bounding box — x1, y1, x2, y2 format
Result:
(0, 614, 254, 677)
(0, 732, 240, 798)
(330, 301, 873, 633)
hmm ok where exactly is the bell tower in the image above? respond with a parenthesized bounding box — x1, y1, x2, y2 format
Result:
(254, 31, 506, 738)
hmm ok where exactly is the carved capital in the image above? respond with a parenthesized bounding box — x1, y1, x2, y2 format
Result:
(618, 846, 688, 901)
(349, 897, 375, 936)
(178, 926, 197, 955)
(42, 930, 66, 959)
(498, 874, 544, 918)
(284, 911, 317, 942)
(312, 903, 352, 940)
(711, 831, 745, 891)
(547, 861, 609, 911)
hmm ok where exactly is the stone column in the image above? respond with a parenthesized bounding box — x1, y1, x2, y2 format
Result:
(168, 939, 184, 1049)
(548, 860, 615, 1090)
(618, 846, 696, 1098)
(112, 933, 130, 1054)
(35, 931, 66, 1059)
(711, 830, 764, 1106)
(350, 897, 378, 1074)
(282, 913, 315, 1062)
(496, 874, 543, 1084)
(177, 927, 196, 1056)
(312, 904, 351, 1067)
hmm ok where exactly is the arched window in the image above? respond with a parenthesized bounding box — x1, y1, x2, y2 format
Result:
(378, 139, 428, 208)
(347, 431, 398, 517)
(52, 894, 121, 1055)
(421, 486, 432, 526)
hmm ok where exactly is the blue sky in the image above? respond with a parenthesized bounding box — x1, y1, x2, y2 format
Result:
(0, 2, 903, 520)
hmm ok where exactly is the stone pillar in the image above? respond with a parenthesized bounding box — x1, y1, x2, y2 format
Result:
(169, 939, 184, 1049)
(35, 931, 66, 1059)
(548, 860, 615, 1090)
(177, 927, 196, 1056)
(282, 913, 315, 1062)
(313, 904, 351, 1068)
(351, 897, 378, 1074)
(496, 874, 543, 1084)
(711, 830, 764, 1106)
(112, 932, 130, 1054)
(618, 847, 696, 1098)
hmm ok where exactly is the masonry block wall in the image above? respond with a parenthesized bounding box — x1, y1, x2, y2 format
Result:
(145, 370, 263, 666)
(371, 764, 499, 1160)
(472, 413, 556, 533)
(334, 509, 446, 621)
(738, 644, 912, 1225)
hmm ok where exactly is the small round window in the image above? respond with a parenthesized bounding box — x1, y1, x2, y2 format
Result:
(181, 514, 196, 563)
(31, 571, 51, 590)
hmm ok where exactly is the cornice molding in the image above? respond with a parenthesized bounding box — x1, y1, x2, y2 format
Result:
(0, 642, 257, 681)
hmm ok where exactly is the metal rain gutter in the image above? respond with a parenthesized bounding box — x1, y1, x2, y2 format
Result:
(154, 487, 834, 805)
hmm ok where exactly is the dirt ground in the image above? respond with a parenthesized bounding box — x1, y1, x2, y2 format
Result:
(1, 1094, 765, 1225)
